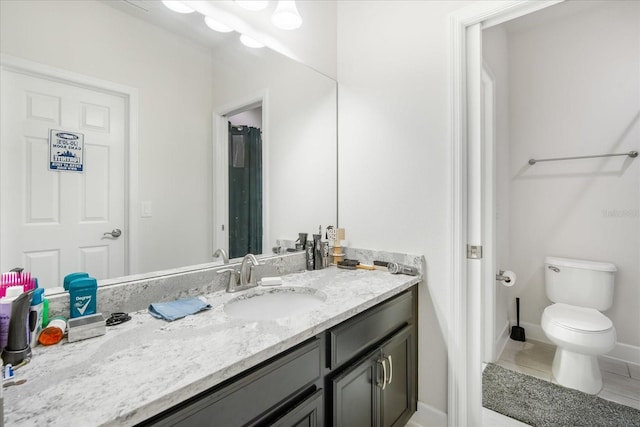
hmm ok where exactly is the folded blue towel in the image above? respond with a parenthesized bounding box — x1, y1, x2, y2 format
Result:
(148, 297, 211, 321)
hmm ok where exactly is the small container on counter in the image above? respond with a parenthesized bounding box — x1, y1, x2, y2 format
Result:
(306, 239, 315, 270)
(38, 316, 67, 346)
(68, 277, 98, 318)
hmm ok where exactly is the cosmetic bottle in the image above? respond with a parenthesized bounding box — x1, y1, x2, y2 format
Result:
(0, 286, 23, 350)
(0, 355, 4, 424)
(68, 277, 98, 318)
(29, 287, 45, 346)
(42, 297, 49, 327)
(306, 239, 315, 270)
(320, 241, 330, 269)
(63, 272, 89, 291)
(313, 234, 322, 270)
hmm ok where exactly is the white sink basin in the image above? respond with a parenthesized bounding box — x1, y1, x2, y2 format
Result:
(224, 287, 327, 320)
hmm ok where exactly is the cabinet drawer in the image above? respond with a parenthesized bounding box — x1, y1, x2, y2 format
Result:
(270, 389, 324, 427)
(149, 338, 321, 426)
(328, 289, 413, 369)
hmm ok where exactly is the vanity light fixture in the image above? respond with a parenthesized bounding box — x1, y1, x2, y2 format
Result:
(235, 1, 269, 12)
(239, 34, 265, 48)
(161, 0, 195, 14)
(204, 16, 233, 33)
(272, 0, 302, 30)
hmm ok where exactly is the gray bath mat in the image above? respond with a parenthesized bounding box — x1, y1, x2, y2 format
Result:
(483, 363, 640, 427)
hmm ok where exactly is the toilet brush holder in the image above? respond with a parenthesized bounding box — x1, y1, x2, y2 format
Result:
(510, 297, 526, 342)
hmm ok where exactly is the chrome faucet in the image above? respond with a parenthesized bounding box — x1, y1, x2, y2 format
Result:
(219, 253, 262, 293)
(240, 253, 260, 287)
(212, 248, 229, 264)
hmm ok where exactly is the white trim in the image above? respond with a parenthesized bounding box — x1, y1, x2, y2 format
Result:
(0, 53, 139, 275)
(604, 342, 640, 367)
(515, 321, 549, 344)
(495, 320, 510, 362)
(410, 400, 447, 427)
(212, 90, 270, 257)
(481, 64, 497, 363)
(448, 2, 563, 425)
(466, 22, 484, 427)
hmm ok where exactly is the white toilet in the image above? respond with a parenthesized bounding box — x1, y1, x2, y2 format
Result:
(541, 256, 617, 394)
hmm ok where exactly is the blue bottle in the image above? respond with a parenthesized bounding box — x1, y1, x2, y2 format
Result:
(68, 277, 97, 318)
(63, 272, 89, 291)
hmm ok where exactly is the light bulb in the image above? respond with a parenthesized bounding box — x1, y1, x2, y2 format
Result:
(204, 16, 233, 33)
(235, 1, 269, 11)
(239, 34, 265, 49)
(161, 1, 195, 14)
(272, 1, 302, 30)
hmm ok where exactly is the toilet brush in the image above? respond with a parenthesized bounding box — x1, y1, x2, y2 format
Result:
(510, 297, 526, 342)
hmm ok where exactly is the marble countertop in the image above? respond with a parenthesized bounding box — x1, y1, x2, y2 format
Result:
(4, 266, 420, 426)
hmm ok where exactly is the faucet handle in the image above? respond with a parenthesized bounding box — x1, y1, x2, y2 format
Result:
(218, 268, 239, 280)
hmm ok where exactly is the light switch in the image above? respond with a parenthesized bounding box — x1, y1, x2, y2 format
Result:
(141, 201, 152, 218)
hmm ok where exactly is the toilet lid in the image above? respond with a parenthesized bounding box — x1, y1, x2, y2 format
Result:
(545, 303, 613, 332)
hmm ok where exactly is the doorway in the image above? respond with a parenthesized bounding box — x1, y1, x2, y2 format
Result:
(448, 1, 563, 425)
(213, 92, 269, 260)
(451, 1, 640, 425)
(227, 107, 263, 259)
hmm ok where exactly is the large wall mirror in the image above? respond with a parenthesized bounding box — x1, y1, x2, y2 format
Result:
(0, 0, 337, 291)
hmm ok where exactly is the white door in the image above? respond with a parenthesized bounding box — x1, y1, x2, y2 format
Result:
(1, 69, 126, 288)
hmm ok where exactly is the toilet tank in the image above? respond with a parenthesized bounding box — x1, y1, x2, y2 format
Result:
(544, 256, 616, 311)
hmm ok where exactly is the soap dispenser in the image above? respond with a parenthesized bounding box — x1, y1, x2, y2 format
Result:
(2, 290, 34, 365)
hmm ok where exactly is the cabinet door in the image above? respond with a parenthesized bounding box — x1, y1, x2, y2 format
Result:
(331, 349, 382, 427)
(380, 325, 416, 427)
(270, 389, 323, 427)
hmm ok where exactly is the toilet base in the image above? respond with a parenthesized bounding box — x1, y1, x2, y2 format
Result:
(551, 347, 603, 394)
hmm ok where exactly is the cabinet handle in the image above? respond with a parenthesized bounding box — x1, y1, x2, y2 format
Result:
(386, 355, 393, 385)
(377, 358, 388, 390)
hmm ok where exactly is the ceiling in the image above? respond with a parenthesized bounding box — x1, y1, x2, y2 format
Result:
(103, 0, 337, 79)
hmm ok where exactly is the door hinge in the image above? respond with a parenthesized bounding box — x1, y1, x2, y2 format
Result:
(466, 244, 483, 259)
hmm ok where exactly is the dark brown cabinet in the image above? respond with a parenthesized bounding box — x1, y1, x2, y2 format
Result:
(331, 325, 415, 427)
(271, 389, 324, 427)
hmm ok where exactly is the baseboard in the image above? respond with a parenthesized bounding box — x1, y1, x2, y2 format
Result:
(515, 321, 550, 345)
(409, 401, 447, 427)
(495, 321, 510, 361)
(603, 342, 640, 367)
(513, 321, 640, 367)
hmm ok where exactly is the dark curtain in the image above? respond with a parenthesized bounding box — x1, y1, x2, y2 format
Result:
(228, 124, 262, 258)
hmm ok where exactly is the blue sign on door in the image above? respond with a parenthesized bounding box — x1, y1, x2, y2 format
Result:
(49, 129, 84, 172)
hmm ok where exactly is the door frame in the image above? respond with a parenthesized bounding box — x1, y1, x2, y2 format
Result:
(481, 63, 497, 364)
(448, 1, 563, 426)
(212, 90, 270, 258)
(0, 53, 139, 275)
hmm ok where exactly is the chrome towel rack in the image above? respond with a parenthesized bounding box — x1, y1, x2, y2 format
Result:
(528, 150, 638, 165)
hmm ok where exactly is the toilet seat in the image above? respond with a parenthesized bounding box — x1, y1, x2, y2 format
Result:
(542, 303, 616, 357)
(544, 303, 613, 333)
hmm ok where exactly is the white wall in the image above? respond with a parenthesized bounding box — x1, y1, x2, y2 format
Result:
(482, 25, 511, 352)
(337, 0, 474, 414)
(506, 1, 640, 348)
(229, 108, 263, 129)
(0, 0, 214, 274)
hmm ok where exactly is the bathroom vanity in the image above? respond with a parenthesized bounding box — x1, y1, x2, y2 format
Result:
(3, 255, 421, 426)
(144, 286, 417, 426)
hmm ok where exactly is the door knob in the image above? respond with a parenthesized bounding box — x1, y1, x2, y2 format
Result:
(103, 228, 122, 238)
